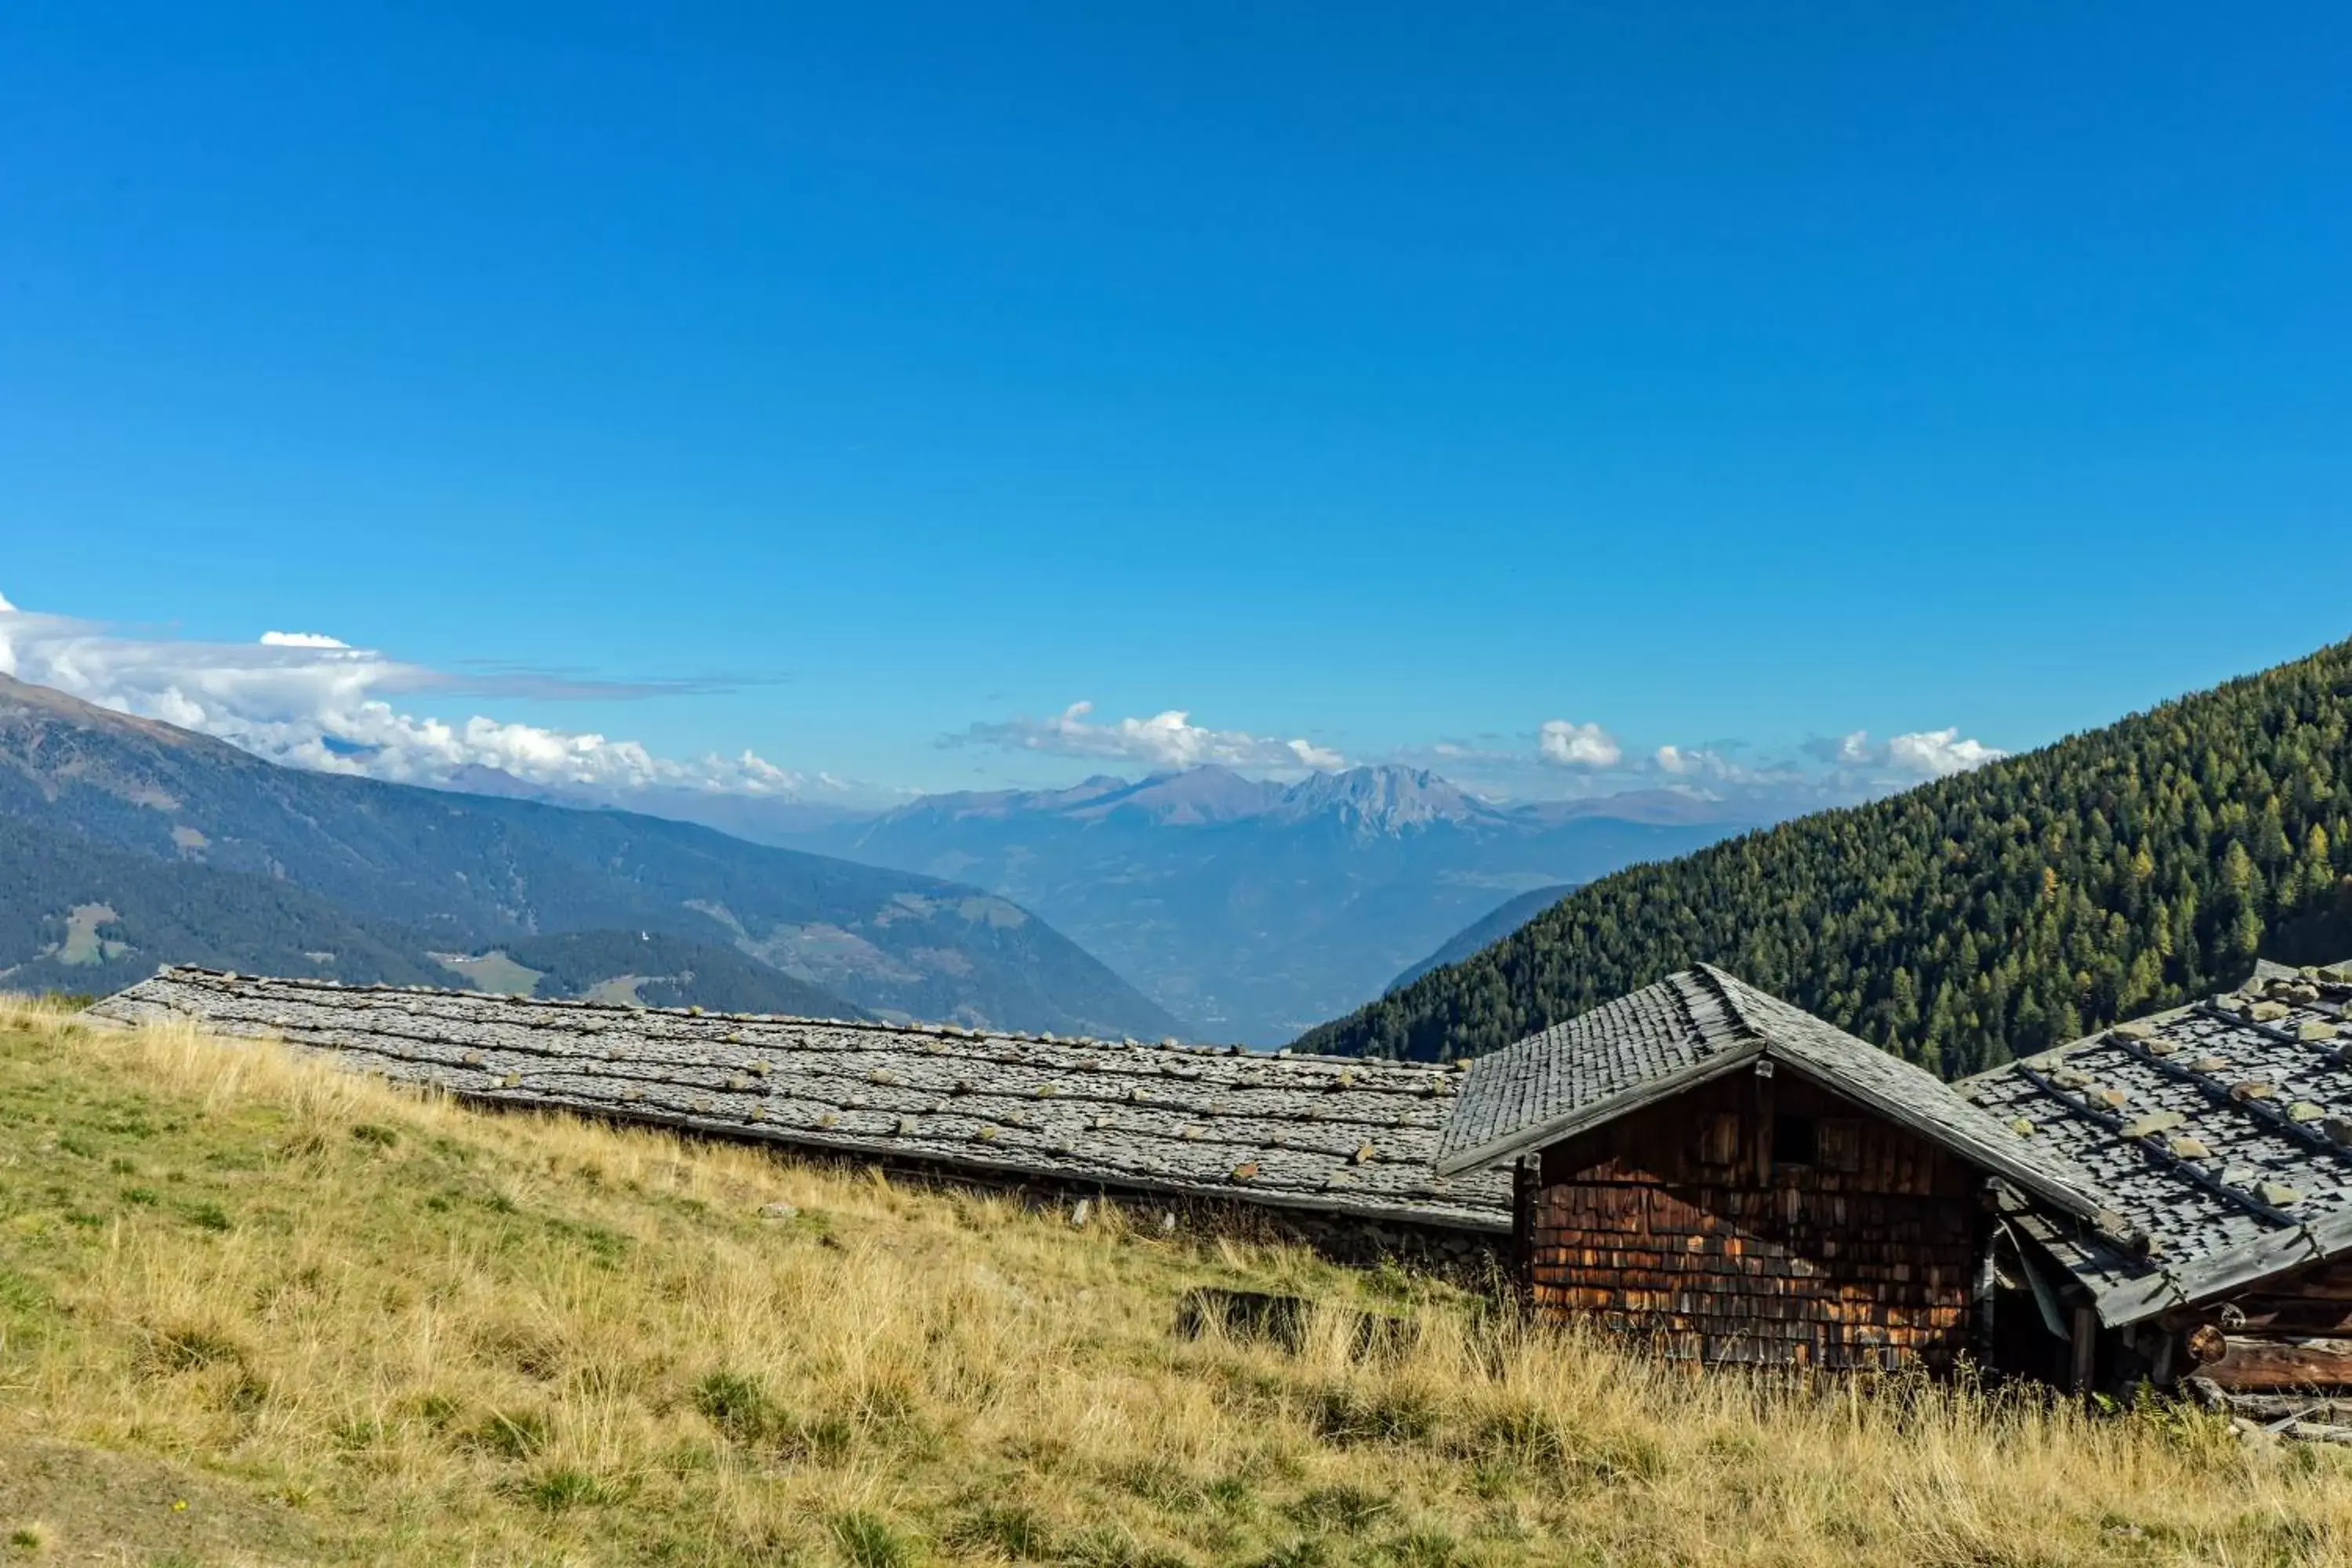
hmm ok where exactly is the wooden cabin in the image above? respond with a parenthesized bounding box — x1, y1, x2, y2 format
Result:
(1442, 959, 2352, 1412)
(1437, 966, 2117, 1373)
(99, 957, 2352, 1418)
(1965, 958, 2352, 1422)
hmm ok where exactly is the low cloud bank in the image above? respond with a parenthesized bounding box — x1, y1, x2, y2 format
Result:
(0, 597, 825, 798)
(950, 701, 1345, 771)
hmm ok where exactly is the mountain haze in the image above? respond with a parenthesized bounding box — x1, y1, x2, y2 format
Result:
(0, 675, 1177, 1037)
(786, 764, 1737, 1042)
(1302, 638, 2352, 1073)
(1386, 884, 1577, 995)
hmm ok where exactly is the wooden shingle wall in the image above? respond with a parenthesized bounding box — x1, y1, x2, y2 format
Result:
(1526, 1072, 1987, 1369)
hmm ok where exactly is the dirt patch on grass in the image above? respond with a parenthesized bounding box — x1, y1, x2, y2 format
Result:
(0, 1435, 318, 1565)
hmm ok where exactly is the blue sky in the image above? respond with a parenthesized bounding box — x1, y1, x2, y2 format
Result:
(2, 3, 2347, 808)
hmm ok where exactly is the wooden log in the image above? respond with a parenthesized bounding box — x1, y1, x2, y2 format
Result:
(2193, 1388, 2352, 1424)
(2285, 1421, 2352, 1444)
(2204, 1336, 2352, 1391)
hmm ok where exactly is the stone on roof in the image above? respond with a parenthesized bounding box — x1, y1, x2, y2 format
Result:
(1962, 959, 2352, 1325)
(88, 967, 1511, 1232)
(1436, 965, 2114, 1229)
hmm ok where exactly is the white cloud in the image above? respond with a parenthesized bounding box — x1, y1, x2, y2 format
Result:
(1798, 726, 2006, 779)
(1653, 743, 1737, 779)
(1884, 727, 2007, 777)
(0, 592, 826, 799)
(1537, 719, 1621, 768)
(955, 700, 1346, 772)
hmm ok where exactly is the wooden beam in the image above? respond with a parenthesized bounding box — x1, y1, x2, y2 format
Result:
(2069, 1305, 2098, 1392)
(2204, 1336, 2352, 1391)
(2216, 1302, 2352, 1338)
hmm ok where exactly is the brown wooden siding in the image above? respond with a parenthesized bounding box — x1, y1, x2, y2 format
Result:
(1527, 1069, 1987, 1369)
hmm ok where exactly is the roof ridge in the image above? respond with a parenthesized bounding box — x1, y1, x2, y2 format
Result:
(143, 964, 1320, 1063)
(1671, 966, 1759, 1055)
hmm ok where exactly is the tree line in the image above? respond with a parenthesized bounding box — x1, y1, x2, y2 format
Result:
(1299, 640, 2352, 1076)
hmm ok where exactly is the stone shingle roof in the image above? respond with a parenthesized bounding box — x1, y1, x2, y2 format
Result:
(89, 967, 1512, 1232)
(1436, 966, 2114, 1228)
(1962, 960, 2352, 1326)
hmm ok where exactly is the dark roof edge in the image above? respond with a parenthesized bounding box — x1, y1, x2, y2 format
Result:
(2084, 1209, 2352, 1328)
(641, 1112, 1518, 1234)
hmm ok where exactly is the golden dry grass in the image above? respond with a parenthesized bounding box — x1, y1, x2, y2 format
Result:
(2, 994, 2349, 1566)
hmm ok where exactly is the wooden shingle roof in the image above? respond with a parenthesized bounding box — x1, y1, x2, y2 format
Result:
(89, 967, 1512, 1232)
(1963, 960, 2352, 1326)
(1437, 965, 2115, 1229)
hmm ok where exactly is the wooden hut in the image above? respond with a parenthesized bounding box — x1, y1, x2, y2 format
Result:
(1963, 958, 2352, 1421)
(1436, 966, 2115, 1371)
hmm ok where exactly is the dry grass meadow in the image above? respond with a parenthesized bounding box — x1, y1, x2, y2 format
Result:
(2, 996, 2349, 1566)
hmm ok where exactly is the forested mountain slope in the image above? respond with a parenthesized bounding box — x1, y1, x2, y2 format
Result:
(1385, 884, 1576, 996)
(0, 676, 1177, 1039)
(1301, 639, 2352, 1074)
(0, 815, 452, 996)
(0, 809, 862, 1016)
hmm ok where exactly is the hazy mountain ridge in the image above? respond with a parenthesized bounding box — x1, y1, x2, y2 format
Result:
(1387, 884, 1577, 995)
(782, 764, 1739, 1043)
(0, 675, 1178, 1037)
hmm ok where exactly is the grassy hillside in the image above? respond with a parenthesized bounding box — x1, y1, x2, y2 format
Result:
(1305, 639, 2352, 1073)
(2, 1002, 2347, 1564)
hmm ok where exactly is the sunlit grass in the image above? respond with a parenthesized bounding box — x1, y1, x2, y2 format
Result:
(0, 993, 2346, 1564)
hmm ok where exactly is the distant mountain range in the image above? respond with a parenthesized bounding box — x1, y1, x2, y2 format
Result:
(0, 675, 1178, 1038)
(768, 765, 1740, 1043)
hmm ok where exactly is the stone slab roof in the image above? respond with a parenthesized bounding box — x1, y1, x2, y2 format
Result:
(1436, 965, 2114, 1228)
(89, 967, 1512, 1232)
(1962, 960, 2352, 1326)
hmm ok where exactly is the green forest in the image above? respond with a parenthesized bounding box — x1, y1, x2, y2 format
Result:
(1301, 639, 2352, 1076)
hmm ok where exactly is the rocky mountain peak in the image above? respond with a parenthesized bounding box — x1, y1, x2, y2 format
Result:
(1267, 764, 1495, 834)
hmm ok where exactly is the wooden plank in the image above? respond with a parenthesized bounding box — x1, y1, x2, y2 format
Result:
(2069, 1305, 2098, 1392)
